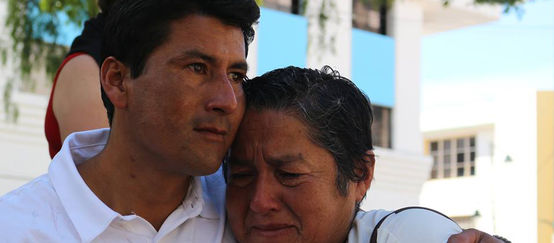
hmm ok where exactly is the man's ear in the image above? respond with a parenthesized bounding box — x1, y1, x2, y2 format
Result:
(100, 56, 129, 109)
(354, 150, 375, 202)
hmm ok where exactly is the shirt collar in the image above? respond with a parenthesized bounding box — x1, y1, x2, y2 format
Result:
(49, 128, 220, 242)
(49, 128, 118, 243)
(157, 176, 205, 236)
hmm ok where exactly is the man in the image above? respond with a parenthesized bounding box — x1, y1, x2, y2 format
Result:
(225, 66, 508, 243)
(0, 0, 259, 241)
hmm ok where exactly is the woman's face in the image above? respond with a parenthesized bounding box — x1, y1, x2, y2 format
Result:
(225, 109, 369, 243)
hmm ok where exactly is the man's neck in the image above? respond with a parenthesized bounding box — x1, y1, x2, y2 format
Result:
(77, 132, 191, 231)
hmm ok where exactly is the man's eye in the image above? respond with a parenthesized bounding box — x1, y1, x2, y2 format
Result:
(228, 72, 246, 83)
(187, 63, 207, 74)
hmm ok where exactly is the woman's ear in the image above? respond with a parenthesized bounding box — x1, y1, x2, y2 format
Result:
(354, 150, 375, 202)
(100, 56, 129, 109)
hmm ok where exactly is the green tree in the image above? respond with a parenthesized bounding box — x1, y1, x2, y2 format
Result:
(1, 0, 97, 121)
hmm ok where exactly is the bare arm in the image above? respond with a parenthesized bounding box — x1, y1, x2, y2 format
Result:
(53, 54, 109, 141)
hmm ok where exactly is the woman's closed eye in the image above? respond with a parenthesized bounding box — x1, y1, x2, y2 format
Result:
(276, 170, 305, 187)
(229, 171, 255, 187)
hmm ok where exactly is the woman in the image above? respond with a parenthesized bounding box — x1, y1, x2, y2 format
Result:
(44, 0, 116, 158)
(224, 66, 506, 243)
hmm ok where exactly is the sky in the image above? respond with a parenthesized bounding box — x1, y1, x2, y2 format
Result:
(422, 0, 554, 88)
(421, 0, 554, 130)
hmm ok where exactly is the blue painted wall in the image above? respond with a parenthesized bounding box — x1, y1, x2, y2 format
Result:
(256, 8, 307, 76)
(352, 29, 395, 107)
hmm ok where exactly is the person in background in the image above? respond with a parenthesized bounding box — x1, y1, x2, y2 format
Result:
(225, 66, 509, 243)
(44, 0, 116, 158)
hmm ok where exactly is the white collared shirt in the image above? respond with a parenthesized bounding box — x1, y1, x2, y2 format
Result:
(0, 128, 233, 243)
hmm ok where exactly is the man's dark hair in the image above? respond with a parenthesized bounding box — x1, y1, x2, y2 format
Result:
(97, 0, 117, 13)
(100, 0, 260, 125)
(243, 66, 375, 196)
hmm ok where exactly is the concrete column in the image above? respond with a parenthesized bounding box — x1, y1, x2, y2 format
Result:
(388, 0, 424, 154)
(305, 0, 352, 77)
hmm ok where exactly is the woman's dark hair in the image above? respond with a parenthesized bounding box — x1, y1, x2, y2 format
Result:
(243, 66, 375, 195)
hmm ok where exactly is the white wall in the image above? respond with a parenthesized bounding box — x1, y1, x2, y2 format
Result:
(420, 126, 495, 232)
(421, 88, 540, 242)
(490, 88, 537, 243)
(362, 147, 432, 210)
(0, 92, 50, 196)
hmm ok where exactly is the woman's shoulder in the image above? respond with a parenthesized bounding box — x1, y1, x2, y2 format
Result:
(349, 207, 463, 243)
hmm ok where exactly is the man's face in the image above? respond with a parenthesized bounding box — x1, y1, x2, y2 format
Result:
(226, 109, 361, 243)
(123, 14, 247, 175)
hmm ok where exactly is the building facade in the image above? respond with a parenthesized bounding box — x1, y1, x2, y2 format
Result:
(420, 89, 554, 243)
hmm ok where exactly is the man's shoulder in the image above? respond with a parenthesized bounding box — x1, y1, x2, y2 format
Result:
(0, 174, 75, 239)
(0, 174, 56, 208)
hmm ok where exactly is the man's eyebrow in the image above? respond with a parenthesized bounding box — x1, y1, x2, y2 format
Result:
(170, 50, 216, 64)
(230, 61, 248, 73)
(169, 50, 248, 72)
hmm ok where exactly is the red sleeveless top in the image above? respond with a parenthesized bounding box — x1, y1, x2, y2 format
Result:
(44, 13, 104, 158)
(44, 52, 86, 158)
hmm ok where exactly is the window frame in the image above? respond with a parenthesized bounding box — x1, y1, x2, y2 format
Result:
(429, 136, 476, 179)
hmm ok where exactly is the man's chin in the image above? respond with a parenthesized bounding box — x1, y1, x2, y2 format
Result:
(186, 157, 224, 176)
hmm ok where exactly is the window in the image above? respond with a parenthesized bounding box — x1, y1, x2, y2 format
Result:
(429, 136, 476, 179)
(430, 141, 439, 178)
(443, 140, 451, 178)
(352, 0, 387, 34)
(263, 0, 303, 15)
(372, 105, 392, 148)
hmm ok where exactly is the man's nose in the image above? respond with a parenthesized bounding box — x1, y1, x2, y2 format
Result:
(249, 174, 280, 214)
(205, 72, 239, 114)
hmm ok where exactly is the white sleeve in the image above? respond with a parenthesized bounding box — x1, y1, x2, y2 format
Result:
(376, 208, 463, 243)
(348, 209, 391, 243)
(349, 209, 463, 243)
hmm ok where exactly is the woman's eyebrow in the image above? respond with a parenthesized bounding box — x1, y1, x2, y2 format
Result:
(266, 153, 305, 166)
(228, 157, 252, 166)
